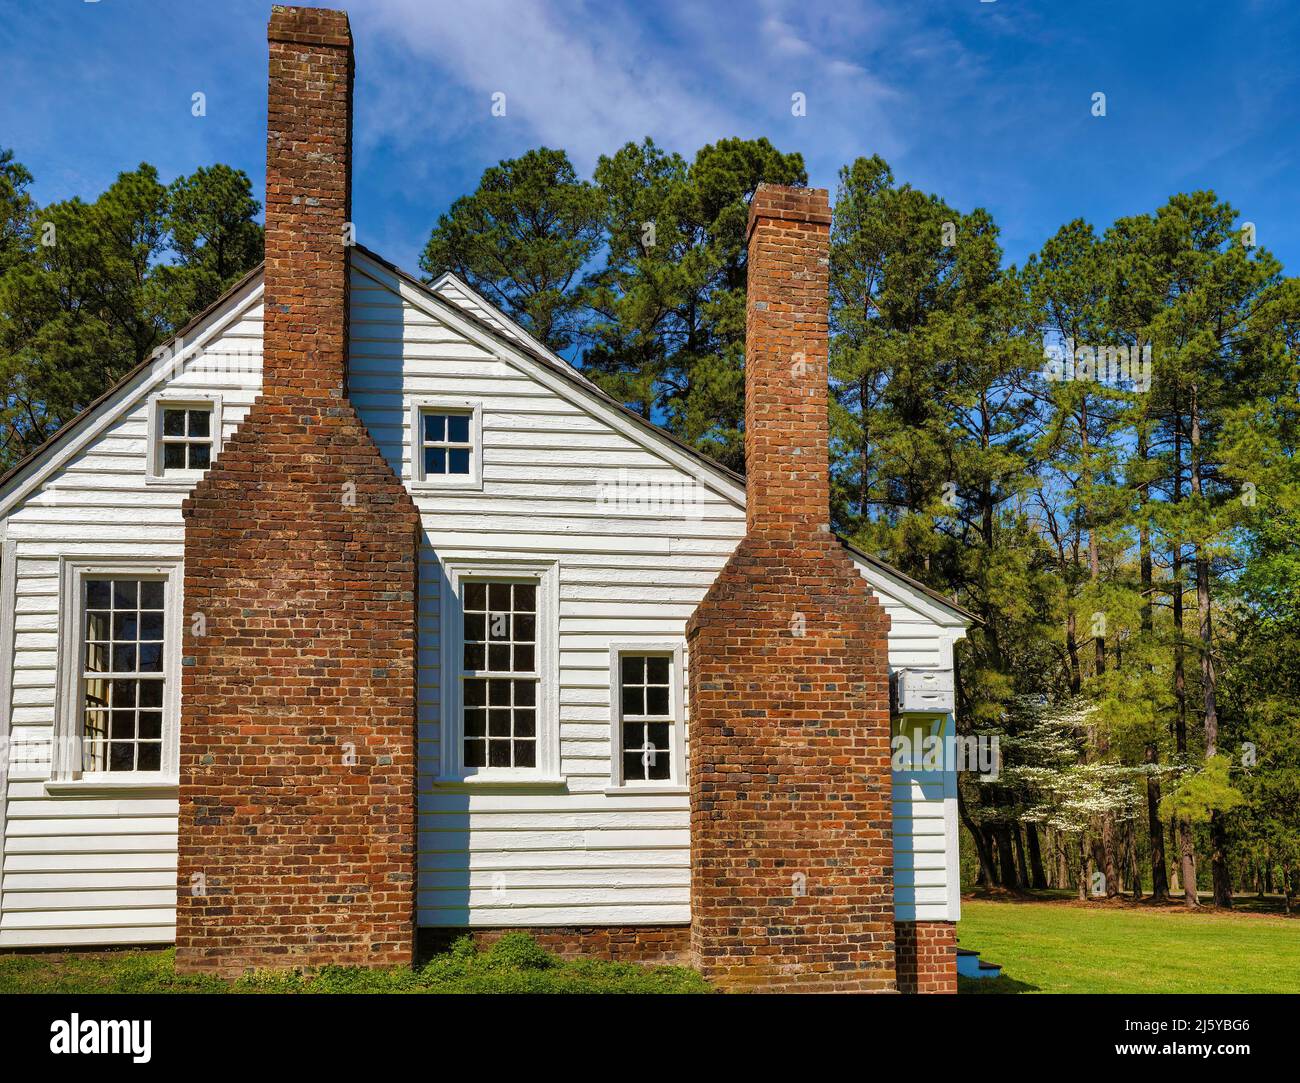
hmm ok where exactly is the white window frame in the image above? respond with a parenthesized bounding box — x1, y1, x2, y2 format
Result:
(410, 398, 483, 491)
(145, 392, 223, 487)
(49, 557, 183, 790)
(607, 641, 686, 791)
(438, 558, 559, 784)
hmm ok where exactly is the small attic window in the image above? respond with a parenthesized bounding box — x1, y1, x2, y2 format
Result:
(410, 398, 482, 490)
(146, 394, 222, 484)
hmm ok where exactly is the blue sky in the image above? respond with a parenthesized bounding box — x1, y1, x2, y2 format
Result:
(2, 0, 1298, 276)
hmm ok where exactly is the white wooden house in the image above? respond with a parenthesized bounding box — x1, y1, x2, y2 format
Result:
(0, 5, 972, 990)
(0, 245, 970, 947)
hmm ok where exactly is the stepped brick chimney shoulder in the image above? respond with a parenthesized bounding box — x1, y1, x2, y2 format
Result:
(686, 184, 896, 992)
(175, 6, 420, 975)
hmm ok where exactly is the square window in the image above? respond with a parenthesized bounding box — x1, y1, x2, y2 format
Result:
(417, 406, 478, 486)
(155, 402, 216, 478)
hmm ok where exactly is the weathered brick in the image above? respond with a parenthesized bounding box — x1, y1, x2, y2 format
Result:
(175, 6, 419, 977)
(686, 185, 896, 993)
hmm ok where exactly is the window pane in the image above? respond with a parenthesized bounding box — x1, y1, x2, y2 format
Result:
(487, 643, 511, 672)
(110, 679, 136, 708)
(138, 681, 163, 708)
(463, 642, 485, 670)
(424, 447, 446, 475)
(513, 741, 535, 768)
(111, 644, 136, 672)
(464, 582, 487, 611)
(646, 686, 670, 716)
(448, 448, 470, 475)
(464, 708, 486, 737)
(137, 743, 162, 772)
(110, 709, 135, 740)
(513, 613, 535, 642)
(621, 655, 644, 684)
(488, 679, 512, 706)
(447, 414, 470, 444)
(187, 409, 210, 438)
(113, 581, 138, 608)
(647, 722, 671, 751)
(86, 580, 112, 608)
(514, 583, 536, 612)
(140, 611, 165, 641)
(162, 443, 187, 470)
(623, 750, 645, 781)
(464, 739, 486, 767)
(463, 679, 486, 707)
(514, 681, 536, 707)
(488, 740, 512, 767)
(113, 612, 138, 641)
(488, 583, 512, 611)
(138, 711, 163, 740)
(85, 610, 110, 642)
(138, 643, 164, 673)
(84, 679, 110, 710)
(109, 743, 135, 772)
(188, 443, 211, 470)
(622, 686, 644, 716)
(423, 412, 446, 443)
(513, 708, 535, 738)
(488, 709, 511, 737)
(646, 656, 670, 684)
(513, 644, 534, 672)
(140, 581, 165, 609)
(464, 612, 485, 642)
(162, 409, 186, 436)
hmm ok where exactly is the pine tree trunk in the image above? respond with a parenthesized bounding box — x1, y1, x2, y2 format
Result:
(1026, 822, 1048, 890)
(1078, 833, 1089, 901)
(1145, 743, 1170, 901)
(1190, 381, 1232, 909)
(1101, 818, 1120, 897)
(1171, 388, 1199, 909)
(996, 825, 1018, 888)
(1012, 823, 1029, 890)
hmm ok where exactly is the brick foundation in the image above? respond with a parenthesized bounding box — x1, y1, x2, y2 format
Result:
(419, 926, 691, 967)
(895, 920, 957, 994)
(685, 186, 895, 993)
(175, 6, 420, 975)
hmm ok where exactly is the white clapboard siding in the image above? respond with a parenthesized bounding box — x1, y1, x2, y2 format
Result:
(0, 284, 263, 948)
(0, 250, 968, 948)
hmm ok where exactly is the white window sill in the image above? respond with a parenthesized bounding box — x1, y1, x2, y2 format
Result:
(410, 479, 483, 494)
(144, 473, 206, 491)
(45, 778, 179, 796)
(433, 774, 567, 791)
(604, 785, 688, 797)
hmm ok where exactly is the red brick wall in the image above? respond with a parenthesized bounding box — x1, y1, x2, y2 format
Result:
(419, 926, 691, 967)
(895, 920, 957, 994)
(175, 6, 420, 976)
(685, 185, 896, 993)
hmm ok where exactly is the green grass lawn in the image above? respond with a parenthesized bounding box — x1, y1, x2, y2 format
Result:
(0, 932, 710, 995)
(958, 895, 1300, 994)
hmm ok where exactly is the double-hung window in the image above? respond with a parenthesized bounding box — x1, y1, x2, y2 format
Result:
(54, 560, 182, 785)
(609, 643, 685, 788)
(440, 560, 558, 781)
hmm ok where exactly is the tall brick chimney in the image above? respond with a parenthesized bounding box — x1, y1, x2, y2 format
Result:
(176, 6, 420, 975)
(686, 185, 896, 992)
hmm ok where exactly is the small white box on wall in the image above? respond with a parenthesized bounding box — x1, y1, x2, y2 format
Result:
(890, 668, 955, 715)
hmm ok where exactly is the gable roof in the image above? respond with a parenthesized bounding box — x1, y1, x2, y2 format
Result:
(0, 264, 266, 513)
(0, 247, 976, 627)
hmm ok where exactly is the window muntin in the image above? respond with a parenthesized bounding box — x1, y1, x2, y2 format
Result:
(81, 577, 166, 773)
(159, 405, 213, 473)
(461, 579, 538, 770)
(421, 410, 473, 477)
(618, 653, 674, 782)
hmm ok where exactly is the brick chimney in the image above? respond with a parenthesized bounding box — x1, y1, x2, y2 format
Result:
(685, 185, 896, 992)
(176, 5, 420, 975)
